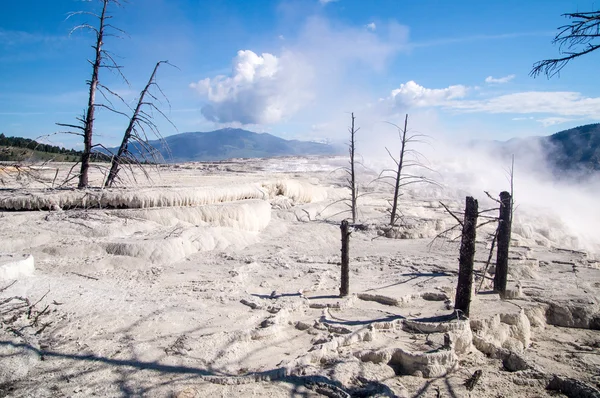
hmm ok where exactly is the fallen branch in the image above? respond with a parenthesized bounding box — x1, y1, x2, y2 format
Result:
(68, 271, 99, 281)
(464, 369, 483, 391)
(0, 280, 16, 293)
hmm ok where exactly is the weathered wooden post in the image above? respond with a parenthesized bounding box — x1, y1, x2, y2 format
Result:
(340, 220, 351, 297)
(455, 196, 478, 317)
(494, 191, 512, 296)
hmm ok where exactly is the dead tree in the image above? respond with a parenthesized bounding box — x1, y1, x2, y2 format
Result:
(455, 196, 478, 317)
(104, 61, 175, 188)
(531, 10, 600, 78)
(389, 114, 408, 226)
(57, 0, 128, 189)
(340, 220, 351, 297)
(477, 159, 515, 293)
(313, 113, 370, 223)
(493, 191, 512, 295)
(348, 113, 358, 223)
(378, 114, 438, 226)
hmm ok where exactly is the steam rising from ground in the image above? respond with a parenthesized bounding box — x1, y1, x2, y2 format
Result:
(347, 118, 600, 252)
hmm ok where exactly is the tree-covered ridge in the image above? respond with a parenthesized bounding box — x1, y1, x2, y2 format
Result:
(547, 123, 600, 172)
(0, 133, 79, 155)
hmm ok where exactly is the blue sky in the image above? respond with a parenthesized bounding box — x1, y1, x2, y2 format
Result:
(1, 0, 600, 149)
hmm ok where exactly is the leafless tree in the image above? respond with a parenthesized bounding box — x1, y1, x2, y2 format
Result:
(313, 113, 371, 223)
(104, 61, 176, 188)
(531, 10, 600, 78)
(347, 113, 359, 223)
(378, 114, 438, 226)
(57, 0, 128, 189)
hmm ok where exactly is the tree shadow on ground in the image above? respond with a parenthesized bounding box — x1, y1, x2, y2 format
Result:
(365, 272, 451, 292)
(0, 340, 404, 397)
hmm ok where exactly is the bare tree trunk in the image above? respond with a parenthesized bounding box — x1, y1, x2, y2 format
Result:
(340, 220, 350, 297)
(104, 61, 162, 188)
(349, 113, 357, 223)
(78, 0, 108, 189)
(494, 191, 512, 295)
(390, 114, 408, 225)
(455, 196, 478, 317)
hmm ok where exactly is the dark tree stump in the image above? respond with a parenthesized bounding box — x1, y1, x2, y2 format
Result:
(340, 220, 350, 297)
(455, 196, 478, 317)
(494, 191, 512, 296)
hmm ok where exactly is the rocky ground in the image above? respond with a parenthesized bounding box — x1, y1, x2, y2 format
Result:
(0, 157, 599, 397)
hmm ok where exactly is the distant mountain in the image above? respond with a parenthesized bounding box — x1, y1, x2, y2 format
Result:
(472, 123, 600, 177)
(544, 123, 600, 173)
(114, 128, 341, 162)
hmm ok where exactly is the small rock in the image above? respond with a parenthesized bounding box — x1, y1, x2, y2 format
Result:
(260, 318, 275, 328)
(295, 321, 312, 331)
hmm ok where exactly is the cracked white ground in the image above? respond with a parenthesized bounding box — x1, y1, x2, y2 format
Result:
(1, 156, 599, 397)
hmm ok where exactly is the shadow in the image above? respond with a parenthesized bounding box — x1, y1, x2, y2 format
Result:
(365, 271, 450, 292)
(250, 292, 302, 299)
(321, 314, 405, 327)
(0, 341, 220, 376)
(409, 313, 463, 323)
(400, 272, 451, 277)
(0, 341, 401, 397)
(411, 374, 460, 398)
(444, 375, 460, 398)
(287, 374, 399, 398)
(305, 295, 340, 300)
(477, 290, 500, 295)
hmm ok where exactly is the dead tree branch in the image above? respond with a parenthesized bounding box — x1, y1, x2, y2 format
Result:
(104, 60, 175, 187)
(531, 10, 600, 78)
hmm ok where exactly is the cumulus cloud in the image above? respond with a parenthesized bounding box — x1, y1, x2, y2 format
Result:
(190, 50, 313, 124)
(390, 80, 468, 108)
(484, 74, 515, 84)
(192, 17, 409, 125)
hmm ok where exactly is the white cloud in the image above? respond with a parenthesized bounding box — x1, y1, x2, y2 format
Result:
(298, 17, 407, 72)
(536, 117, 577, 127)
(449, 91, 600, 118)
(192, 18, 409, 125)
(319, 0, 338, 4)
(0, 28, 64, 46)
(390, 80, 468, 108)
(366, 22, 376, 31)
(190, 50, 314, 124)
(386, 81, 600, 120)
(485, 74, 516, 84)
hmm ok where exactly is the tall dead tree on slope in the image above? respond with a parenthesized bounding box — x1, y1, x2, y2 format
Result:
(348, 113, 359, 223)
(57, 0, 127, 188)
(531, 10, 600, 78)
(104, 61, 175, 187)
(379, 114, 438, 226)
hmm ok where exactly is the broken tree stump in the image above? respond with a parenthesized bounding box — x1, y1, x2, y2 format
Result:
(340, 220, 350, 297)
(464, 370, 483, 391)
(494, 191, 512, 296)
(455, 196, 478, 317)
